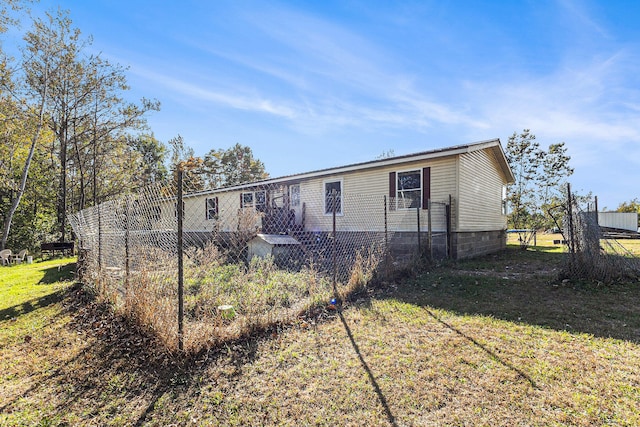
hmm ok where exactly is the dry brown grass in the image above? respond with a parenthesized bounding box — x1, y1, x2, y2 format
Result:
(2, 247, 639, 426)
(90, 243, 383, 354)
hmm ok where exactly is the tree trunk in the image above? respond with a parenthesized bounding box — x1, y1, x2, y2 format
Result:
(58, 122, 68, 242)
(1, 84, 48, 250)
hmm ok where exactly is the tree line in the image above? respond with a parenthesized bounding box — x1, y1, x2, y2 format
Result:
(0, 4, 267, 251)
(2, 2, 635, 253)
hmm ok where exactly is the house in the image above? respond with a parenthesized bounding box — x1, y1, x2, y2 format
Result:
(165, 138, 515, 261)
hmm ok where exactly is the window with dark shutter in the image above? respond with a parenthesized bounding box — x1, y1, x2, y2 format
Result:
(206, 197, 218, 220)
(396, 170, 421, 209)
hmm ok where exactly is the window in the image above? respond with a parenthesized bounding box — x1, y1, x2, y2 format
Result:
(324, 180, 342, 215)
(242, 192, 253, 208)
(389, 167, 430, 210)
(397, 170, 421, 209)
(502, 185, 508, 215)
(289, 184, 300, 207)
(206, 197, 218, 220)
(241, 190, 267, 212)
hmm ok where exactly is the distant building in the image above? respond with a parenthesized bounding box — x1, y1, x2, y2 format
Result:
(598, 211, 639, 233)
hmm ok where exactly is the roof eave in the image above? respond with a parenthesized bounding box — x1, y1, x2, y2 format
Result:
(190, 139, 507, 196)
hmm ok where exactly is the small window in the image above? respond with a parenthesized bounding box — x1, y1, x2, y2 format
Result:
(242, 192, 254, 209)
(255, 191, 266, 212)
(397, 170, 421, 209)
(206, 197, 218, 220)
(289, 184, 300, 207)
(502, 185, 508, 215)
(324, 180, 342, 215)
(241, 190, 267, 212)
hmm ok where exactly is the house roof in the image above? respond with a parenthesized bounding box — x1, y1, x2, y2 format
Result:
(190, 138, 514, 197)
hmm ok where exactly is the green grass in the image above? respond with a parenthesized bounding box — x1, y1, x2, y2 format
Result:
(1, 249, 639, 426)
(0, 258, 76, 320)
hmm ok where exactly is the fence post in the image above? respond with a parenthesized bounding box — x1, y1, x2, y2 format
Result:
(567, 183, 575, 255)
(177, 168, 185, 352)
(384, 195, 388, 251)
(427, 199, 432, 260)
(447, 195, 452, 259)
(124, 197, 131, 294)
(98, 203, 102, 272)
(332, 189, 337, 295)
(416, 206, 421, 256)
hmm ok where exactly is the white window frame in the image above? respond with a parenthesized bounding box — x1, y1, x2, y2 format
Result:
(289, 184, 300, 207)
(206, 197, 218, 220)
(502, 185, 508, 216)
(323, 178, 343, 216)
(396, 169, 422, 210)
(241, 189, 267, 212)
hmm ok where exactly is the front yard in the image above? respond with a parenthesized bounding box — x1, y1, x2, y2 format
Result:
(0, 244, 639, 426)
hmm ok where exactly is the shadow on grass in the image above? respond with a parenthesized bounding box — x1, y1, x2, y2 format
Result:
(39, 262, 76, 284)
(338, 310, 398, 427)
(0, 289, 66, 321)
(392, 247, 640, 344)
(422, 306, 538, 389)
(0, 282, 264, 426)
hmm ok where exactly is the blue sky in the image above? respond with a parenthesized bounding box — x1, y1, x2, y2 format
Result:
(10, 0, 640, 209)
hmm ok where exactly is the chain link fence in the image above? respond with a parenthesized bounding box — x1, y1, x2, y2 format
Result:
(550, 184, 640, 283)
(69, 171, 451, 352)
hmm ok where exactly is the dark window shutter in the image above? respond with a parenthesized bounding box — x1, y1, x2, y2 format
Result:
(215, 197, 219, 216)
(422, 167, 431, 209)
(240, 193, 243, 208)
(389, 172, 396, 210)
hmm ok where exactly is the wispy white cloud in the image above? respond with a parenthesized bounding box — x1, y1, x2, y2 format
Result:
(165, 4, 487, 135)
(557, 0, 611, 39)
(131, 0, 640, 180)
(128, 64, 297, 118)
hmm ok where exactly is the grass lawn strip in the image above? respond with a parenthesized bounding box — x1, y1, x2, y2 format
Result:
(1, 245, 639, 426)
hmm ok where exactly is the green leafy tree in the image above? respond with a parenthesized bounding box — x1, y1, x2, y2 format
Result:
(22, 10, 158, 240)
(505, 129, 574, 247)
(0, 11, 57, 250)
(128, 133, 168, 186)
(202, 143, 268, 188)
(1, 7, 159, 248)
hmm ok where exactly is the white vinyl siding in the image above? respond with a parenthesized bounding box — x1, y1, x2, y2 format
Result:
(169, 148, 509, 235)
(298, 158, 456, 233)
(458, 149, 508, 232)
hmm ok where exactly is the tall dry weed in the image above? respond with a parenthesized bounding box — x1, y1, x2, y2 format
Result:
(89, 239, 388, 355)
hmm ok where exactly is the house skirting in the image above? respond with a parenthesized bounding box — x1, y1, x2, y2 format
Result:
(388, 231, 448, 260)
(450, 229, 507, 260)
(169, 229, 507, 263)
